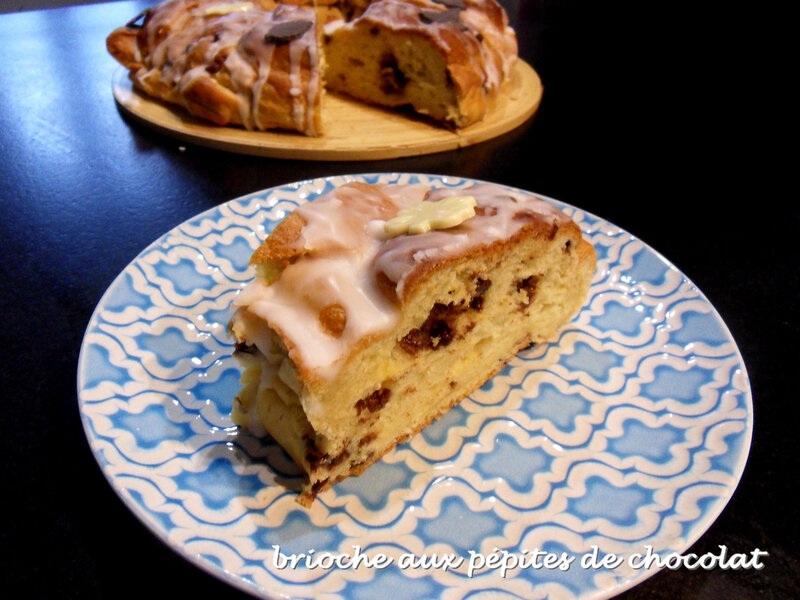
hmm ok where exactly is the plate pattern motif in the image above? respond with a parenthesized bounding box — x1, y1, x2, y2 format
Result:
(78, 173, 752, 599)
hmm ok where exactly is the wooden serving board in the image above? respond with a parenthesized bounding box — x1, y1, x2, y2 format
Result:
(112, 60, 542, 161)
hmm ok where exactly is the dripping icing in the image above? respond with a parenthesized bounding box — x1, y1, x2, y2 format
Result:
(233, 182, 567, 379)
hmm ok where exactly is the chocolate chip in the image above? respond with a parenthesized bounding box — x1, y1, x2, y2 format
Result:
(515, 276, 539, 308)
(310, 478, 329, 494)
(419, 8, 461, 25)
(263, 20, 313, 44)
(358, 432, 377, 448)
(379, 53, 406, 94)
(469, 277, 491, 311)
(433, 0, 466, 9)
(399, 301, 465, 354)
(355, 388, 391, 415)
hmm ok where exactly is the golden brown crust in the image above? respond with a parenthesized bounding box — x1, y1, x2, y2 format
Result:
(107, 0, 324, 135)
(397, 218, 585, 304)
(250, 181, 399, 266)
(250, 211, 307, 264)
(106, 26, 142, 70)
(180, 73, 241, 125)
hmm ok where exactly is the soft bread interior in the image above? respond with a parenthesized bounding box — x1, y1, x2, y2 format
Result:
(324, 24, 468, 126)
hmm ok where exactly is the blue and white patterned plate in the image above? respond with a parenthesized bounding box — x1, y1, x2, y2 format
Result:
(77, 173, 752, 599)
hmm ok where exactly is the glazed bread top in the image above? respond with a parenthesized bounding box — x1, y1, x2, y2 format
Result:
(107, 0, 518, 132)
(234, 182, 576, 379)
(107, 0, 323, 133)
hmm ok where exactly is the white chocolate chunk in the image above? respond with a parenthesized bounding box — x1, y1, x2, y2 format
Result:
(384, 195, 477, 237)
(199, 2, 255, 16)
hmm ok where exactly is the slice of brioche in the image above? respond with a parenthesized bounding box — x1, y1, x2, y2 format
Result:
(323, 0, 518, 128)
(229, 181, 595, 505)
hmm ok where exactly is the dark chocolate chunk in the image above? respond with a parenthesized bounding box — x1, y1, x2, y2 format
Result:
(233, 341, 256, 354)
(379, 53, 407, 94)
(358, 432, 378, 448)
(515, 275, 539, 308)
(399, 301, 465, 354)
(206, 48, 230, 74)
(311, 477, 329, 494)
(355, 388, 391, 416)
(419, 8, 461, 25)
(325, 448, 350, 468)
(304, 436, 325, 468)
(264, 20, 313, 45)
(429, 318, 453, 346)
(469, 278, 491, 311)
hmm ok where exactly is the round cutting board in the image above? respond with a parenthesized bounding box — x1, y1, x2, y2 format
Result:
(112, 60, 542, 160)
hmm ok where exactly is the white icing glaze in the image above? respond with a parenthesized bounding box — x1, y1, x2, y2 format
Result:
(234, 182, 568, 380)
(133, 0, 319, 134)
(241, 21, 277, 130)
(460, 5, 517, 91)
(302, 27, 321, 136)
(125, 0, 515, 134)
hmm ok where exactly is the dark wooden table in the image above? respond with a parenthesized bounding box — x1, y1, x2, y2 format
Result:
(1, 1, 795, 598)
